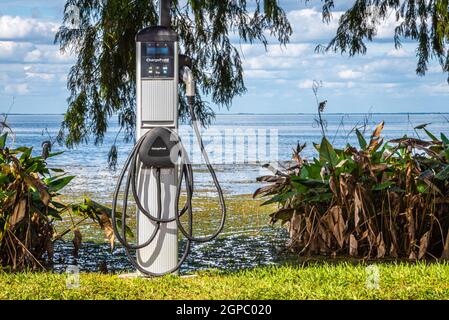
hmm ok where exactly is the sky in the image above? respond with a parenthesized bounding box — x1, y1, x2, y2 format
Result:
(0, 0, 448, 115)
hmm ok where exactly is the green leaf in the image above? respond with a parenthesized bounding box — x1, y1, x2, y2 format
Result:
(262, 192, 295, 206)
(291, 182, 308, 194)
(372, 181, 395, 191)
(319, 137, 338, 167)
(299, 163, 322, 180)
(25, 162, 39, 174)
(270, 208, 295, 223)
(291, 177, 328, 188)
(46, 151, 64, 158)
(390, 186, 406, 193)
(423, 128, 438, 141)
(19, 147, 32, 162)
(34, 151, 64, 161)
(441, 133, 449, 145)
(9, 147, 29, 155)
(0, 174, 9, 184)
(335, 159, 349, 168)
(417, 183, 428, 193)
(435, 165, 449, 181)
(414, 123, 431, 130)
(0, 133, 7, 149)
(47, 175, 75, 192)
(51, 201, 67, 209)
(46, 207, 63, 220)
(305, 193, 333, 203)
(444, 148, 449, 162)
(356, 129, 367, 150)
(116, 218, 134, 238)
(299, 166, 309, 179)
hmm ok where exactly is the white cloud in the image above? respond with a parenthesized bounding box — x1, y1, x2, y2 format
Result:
(324, 81, 356, 89)
(338, 69, 363, 80)
(387, 48, 412, 58)
(0, 41, 34, 62)
(288, 9, 342, 42)
(4, 83, 29, 94)
(287, 7, 401, 44)
(25, 70, 55, 81)
(0, 5, 446, 113)
(245, 55, 300, 69)
(0, 15, 59, 43)
(420, 82, 449, 95)
(0, 41, 73, 64)
(24, 45, 73, 63)
(375, 9, 401, 39)
(244, 69, 283, 79)
(361, 58, 414, 74)
(298, 79, 315, 89)
(24, 48, 43, 62)
(266, 44, 311, 57)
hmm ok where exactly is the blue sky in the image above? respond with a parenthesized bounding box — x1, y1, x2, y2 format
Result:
(0, 0, 448, 114)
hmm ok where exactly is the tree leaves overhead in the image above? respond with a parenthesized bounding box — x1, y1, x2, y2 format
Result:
(56, 0, 449, 166)
(55, 0, 292, 156)
(316, 0, 449, 83)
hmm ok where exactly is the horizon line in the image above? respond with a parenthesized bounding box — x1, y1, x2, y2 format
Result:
(3, 112, 449, 116)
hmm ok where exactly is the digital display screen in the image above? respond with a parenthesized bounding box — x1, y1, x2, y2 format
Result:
(146, 46, 169, 56)
(142, 42, 174, 78)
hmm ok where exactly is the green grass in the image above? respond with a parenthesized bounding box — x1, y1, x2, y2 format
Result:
(1, 262, 449, 300)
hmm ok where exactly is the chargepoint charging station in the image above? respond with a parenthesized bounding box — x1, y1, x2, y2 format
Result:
(112, 0, 226, 276)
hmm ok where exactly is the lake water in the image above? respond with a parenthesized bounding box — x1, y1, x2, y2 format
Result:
(7, 113, 449, 198)
(4, 113, 449, 273)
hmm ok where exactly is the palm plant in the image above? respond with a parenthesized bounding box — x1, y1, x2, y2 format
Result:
(0, 128, 118, 271)
(255, 122, 449, 260)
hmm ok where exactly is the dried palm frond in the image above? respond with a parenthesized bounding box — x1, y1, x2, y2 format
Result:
(256, 122, 449, 260)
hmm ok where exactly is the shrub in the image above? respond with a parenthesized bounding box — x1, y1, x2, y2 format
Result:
(0, 131, 116, 271)
(255, 122, 449, 260)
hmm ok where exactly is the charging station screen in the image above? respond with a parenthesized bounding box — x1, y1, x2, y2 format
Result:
(146, 46, 169, 56)
(141, 42, 174, 78)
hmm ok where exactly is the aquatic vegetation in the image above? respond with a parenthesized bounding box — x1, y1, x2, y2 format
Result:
(0, 131, 115, 271)
(255, 122, 449, 260)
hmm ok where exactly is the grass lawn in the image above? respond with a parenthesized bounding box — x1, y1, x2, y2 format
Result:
(1, 262, 449, 300)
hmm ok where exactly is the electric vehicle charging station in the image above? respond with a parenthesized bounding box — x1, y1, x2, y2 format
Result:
(111, 0, 226, 277)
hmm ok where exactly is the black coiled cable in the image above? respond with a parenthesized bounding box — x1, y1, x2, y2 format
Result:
(111, 99, 226, 276)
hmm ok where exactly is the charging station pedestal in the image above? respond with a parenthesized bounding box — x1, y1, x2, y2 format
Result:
(135, 27, 179, 275)
(112, 1, 225, 277)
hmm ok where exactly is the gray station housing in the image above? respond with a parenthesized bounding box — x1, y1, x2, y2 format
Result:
(135, 25, 180, 275)
(136, 27, 179, 130)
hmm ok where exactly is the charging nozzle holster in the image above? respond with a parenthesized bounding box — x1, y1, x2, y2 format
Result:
(139, 127, 180, 168)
